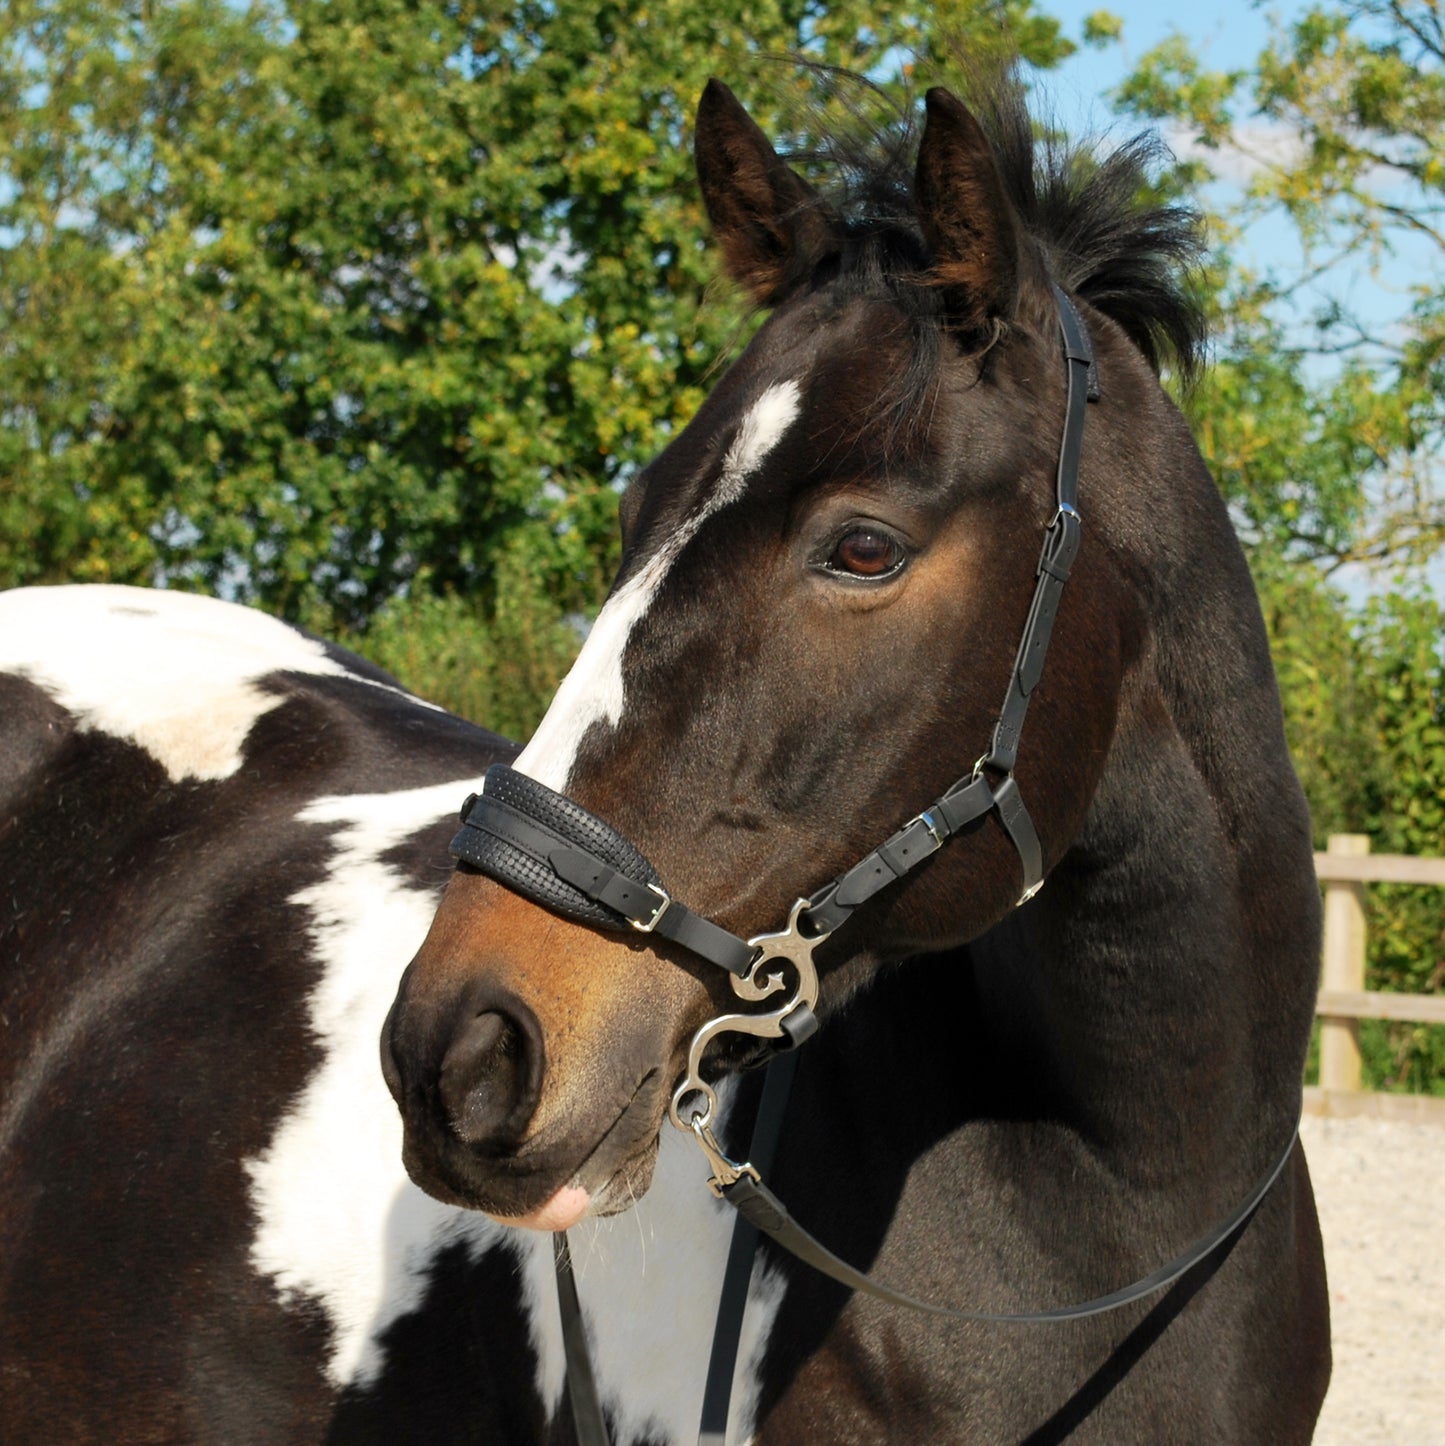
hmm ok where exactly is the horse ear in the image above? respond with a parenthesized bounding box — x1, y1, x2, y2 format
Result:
(915, 88, 1021, 333)
(694, 79, 837, 305)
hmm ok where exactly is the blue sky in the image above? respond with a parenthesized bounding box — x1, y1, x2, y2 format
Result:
(1045, 0, 1279, 129)
(1038, 3, 1444, 596)
(1035, 3, 1309, 302)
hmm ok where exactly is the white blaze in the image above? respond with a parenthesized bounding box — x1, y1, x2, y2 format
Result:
(516, 380, 802, 791)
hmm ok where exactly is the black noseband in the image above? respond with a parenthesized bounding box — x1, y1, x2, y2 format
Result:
(453, 765, 661, 930)
(453, 765, 758, 976)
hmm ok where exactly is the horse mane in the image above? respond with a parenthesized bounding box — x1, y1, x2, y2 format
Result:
(779, 63, 1208, 383)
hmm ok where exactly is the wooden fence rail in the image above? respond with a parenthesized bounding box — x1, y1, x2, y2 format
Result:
(1308, 833, 1445, 1124)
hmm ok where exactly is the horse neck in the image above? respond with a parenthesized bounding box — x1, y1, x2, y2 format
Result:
(1003, 446, 1320, 1176)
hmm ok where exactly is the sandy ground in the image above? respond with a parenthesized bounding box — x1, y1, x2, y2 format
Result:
(1302, 1114, 1445, 1445)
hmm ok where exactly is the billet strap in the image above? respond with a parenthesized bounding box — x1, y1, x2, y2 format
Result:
(719, 1116, 1301, 1324)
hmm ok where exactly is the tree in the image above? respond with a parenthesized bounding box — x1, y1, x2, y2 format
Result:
(1083, 2, 1445, 1091)
(1103, 0, 1445, 577)
(0, 0, 1070, 628)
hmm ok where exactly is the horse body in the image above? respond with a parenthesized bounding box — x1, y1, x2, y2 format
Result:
(3, 69, 1329, 1446)
(0, 587, 789, 1443)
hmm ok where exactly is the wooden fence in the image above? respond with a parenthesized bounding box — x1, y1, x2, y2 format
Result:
(1307, 833, 1445, 1123)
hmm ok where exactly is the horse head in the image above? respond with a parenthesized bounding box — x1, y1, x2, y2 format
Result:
(382, 78, 1219, 1229)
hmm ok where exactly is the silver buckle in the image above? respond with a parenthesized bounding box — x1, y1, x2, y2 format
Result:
(907, 808, 946, 850)
(690, 1116, 760, 1197)
(628, 882, 672, 933)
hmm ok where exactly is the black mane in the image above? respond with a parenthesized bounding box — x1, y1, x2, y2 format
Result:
(781, 65, 1208, 381)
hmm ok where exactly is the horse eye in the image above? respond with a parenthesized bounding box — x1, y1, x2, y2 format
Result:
(827, 528, 906, 579)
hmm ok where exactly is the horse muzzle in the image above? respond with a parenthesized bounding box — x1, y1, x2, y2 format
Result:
(380, 871, 715, 1224)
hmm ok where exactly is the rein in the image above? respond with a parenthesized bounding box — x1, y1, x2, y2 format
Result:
(448, 288, 1300, 1442)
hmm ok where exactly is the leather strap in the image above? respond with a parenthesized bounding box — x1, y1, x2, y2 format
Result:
(983, 285, 1092, 777)
(549, 846, 758, 975)
(553, 1233, 611, 1446)
(803, 773, 996, 934)
(719, 1118, 1301, 1323)
(697, 1051, 800, 1444)
(456, 784, 757, 976)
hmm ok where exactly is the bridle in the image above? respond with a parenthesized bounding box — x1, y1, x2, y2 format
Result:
(453, 283, 1093, 1142)
(447, 287, 1299, 1443)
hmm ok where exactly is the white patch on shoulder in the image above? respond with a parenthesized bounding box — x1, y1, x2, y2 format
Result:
(534, 1081, 788, 1445)
(0, 584, 430, 782)
(245, 780, 524, 1387)
(516, 380, 802, 792)
(245, 780, 788, 1433)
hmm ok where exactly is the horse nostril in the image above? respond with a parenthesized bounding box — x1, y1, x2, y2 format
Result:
(439, 1009, 533, 1150)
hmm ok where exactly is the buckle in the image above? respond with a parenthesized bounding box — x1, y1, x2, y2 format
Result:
(910, 808, 947, 849)
(1039, 504, 1082, 581)
(628, 882, 673, 933)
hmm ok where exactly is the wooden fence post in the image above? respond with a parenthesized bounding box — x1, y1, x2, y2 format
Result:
(1319, 833, 1369, 1092)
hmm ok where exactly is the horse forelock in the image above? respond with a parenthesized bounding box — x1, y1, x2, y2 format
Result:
(753, 65, 1207, 385)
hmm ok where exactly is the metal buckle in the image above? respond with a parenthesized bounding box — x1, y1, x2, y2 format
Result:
(1039, 504, 1082, 580)
(909, 808, 946, 850)
(690, 1116, 760, 1197)
(628, 882, 672, 933)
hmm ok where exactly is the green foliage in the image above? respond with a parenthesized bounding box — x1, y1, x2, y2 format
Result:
(1353, 589, 1445, 1093)
(0, 0, 1070, 628)
(336, 556, 582, 741)
(1081, 11, 1124, 48)
(1112, 0, 1445, 575)
(1264, 565, 1445, 1093)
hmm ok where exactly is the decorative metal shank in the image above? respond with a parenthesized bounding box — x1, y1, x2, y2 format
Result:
(667, 899, 825, 1133)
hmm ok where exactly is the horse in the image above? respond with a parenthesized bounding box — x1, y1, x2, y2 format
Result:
(0, 73, 1329, 1445)
(383, 75, 1331, 1441)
